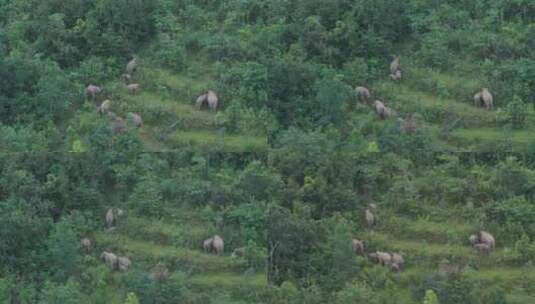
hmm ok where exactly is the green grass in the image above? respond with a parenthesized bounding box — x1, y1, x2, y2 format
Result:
(448, 127, 533, 151)
(189, 272, 266, 289)
(95, 233, 246, 273)
(166, 130, 267, 152)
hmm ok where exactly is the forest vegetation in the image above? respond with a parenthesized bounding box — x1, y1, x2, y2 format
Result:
(1, 0, 535, 303)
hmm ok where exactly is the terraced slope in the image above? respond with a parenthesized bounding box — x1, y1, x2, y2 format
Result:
(86, 205, 535, 303)
(102, 64, 267, 153)
(92, 211, 266, 304)
(372, 64, 535, 152)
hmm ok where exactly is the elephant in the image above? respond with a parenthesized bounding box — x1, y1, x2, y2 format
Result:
(391, 253, 404, 271)
(474, 243, 491, 255)
(212, 235, 224, 255)
(477, 231, 495, 249)
(150, 263, 170, 282)
(352, 239, 365, 255)
(196, 91, 219, 111)
(374, 100, 391, 119)
(127, 112, 143, 128)
(355, 86, 371, 102)
(473, 93, 482, 107)
(365, 209, 375, 227)
(117, 256, 131, 271)
(469, 234, 478, 246)
(207, 91, 219, 111)
(398, 115, 417, 134)
(480, 88, 493, 110)
(390, 56, 400, 75)
(196, 94, 208, 110)
(376, 251, 392, 266)
(100, 251, 118, 270)
(231, 247, 246, 258)
(390, 70, 402, 81)
(86, 85, 102, 100)
(81, 238, 92, 251)
(105, 208, 115, 228)
(105, 208, 125, 228)
(122, 73, 132, 84)
(391, 263, 401, 273)
(473, 89, 493, 110)
(127, 83, 140, 95)
(110, 117, 127, 134)
(203, 238, 213, 253)
(126, 56, 138, 75)
(99, 100, 111, 115)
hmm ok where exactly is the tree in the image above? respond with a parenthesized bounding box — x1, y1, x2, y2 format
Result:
(267, 205, 319, 286)
(124, 292, 140, 304)
(45, 218, 79, 283)
(423, 289, 439, 304)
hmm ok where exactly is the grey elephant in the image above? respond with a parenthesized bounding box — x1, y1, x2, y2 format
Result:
(203, 237, 214, 253)
(196, 91, 219, 111)
(126, 56, 138, 75)
(150, 263, 170, 282)
(122, 73, 132, 84)
(365, 209, 375, 227)
(376, 251, 392, 266)
(117, 256, 131, 271)
(391, 253, 404, 271)
(212, 235, 224, 255)
(474, 243, 491, 255)
(478, 231, 495, 249)
(469, 234, 478, 246)
(86, 85, 102, 100)
(390, 56, 400, 75)
(99, 100, 111, 115)
(110, 116, 127, 134)
(127, 83, 140, 95)
(81, 238, 92, 251)
(101, 251, 118, 270)
(390, 70, 402, 81)
(355, 86, 371, 102)
(352, 239, 365, 255)
(105, 208, 125, 228)
(473, 88, 493, 110)
(374, 100, 392, 120)
(231, 247, 246, 258)
(207, 91, 219, 111)
(127, 112, 143, 128)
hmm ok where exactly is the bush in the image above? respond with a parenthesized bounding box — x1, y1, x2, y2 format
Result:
(505, 96, 527, 129)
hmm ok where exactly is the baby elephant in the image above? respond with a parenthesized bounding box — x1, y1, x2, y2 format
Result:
(352, 239, 365, 255)
(390, 70, 402, 81)
(127, 83, 140, 95)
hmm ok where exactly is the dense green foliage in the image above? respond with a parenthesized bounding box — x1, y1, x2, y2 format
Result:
(1, 0, 535, 303)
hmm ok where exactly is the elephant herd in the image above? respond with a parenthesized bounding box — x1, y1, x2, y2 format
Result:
(355, 55, 495, 121)
(88, 208, 226, 276)
(353, 203, 496, 274)
(85, 56, 143, 134)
